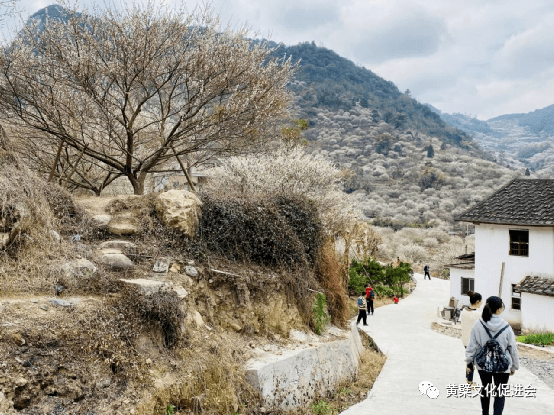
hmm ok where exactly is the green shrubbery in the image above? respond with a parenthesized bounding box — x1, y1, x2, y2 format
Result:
(348, 258, 412, 297)
(516, 333, 554, 347)
(313, 293, 331, 335)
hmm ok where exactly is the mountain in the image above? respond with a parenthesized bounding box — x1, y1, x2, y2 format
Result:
(272, 42, 473, 148)
(429, 104, 554, 175)
(424, 105, 495, 136)
(489, 103, 554, 135)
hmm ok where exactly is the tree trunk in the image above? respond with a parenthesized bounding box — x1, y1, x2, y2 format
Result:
(129, 173, 146, 195)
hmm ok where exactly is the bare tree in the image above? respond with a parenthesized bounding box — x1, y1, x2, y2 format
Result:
(0, 3, 295, 194)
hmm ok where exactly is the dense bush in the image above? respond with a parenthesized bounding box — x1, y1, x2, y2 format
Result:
(198, 193, 323, 269)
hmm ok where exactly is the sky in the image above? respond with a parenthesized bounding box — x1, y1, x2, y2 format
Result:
(5, 0, 554, 120)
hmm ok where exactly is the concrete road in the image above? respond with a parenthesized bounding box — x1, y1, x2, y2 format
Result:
(342, 273, 554, 415)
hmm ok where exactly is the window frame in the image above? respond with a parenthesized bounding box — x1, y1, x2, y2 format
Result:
(509, 229, 529, 257)
(461, 277, 474, 296)
(511, 283, 521, 311)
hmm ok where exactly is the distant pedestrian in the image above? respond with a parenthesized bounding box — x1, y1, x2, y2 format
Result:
(393, 296, 399, 304)
(466, 296, 519, 415)
(424, 265, 431, 280)
(356, 292, 368, 326)
(461, 291, 482, 384)
(366, 285, 375, 315)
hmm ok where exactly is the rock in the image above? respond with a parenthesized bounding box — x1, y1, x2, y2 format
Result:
(97, 249, 133, 270)
(169, 263, 181, 273)
(0, 232, 10, 248)
(59, 258, 97, 280)
(15, 377, 28, 387)
(49, 298, 81, 307)
(184, 265, 198, 277)
(193, 311, 204, 327)
(145, 358, 152, 365)
(173, 286, 188, 299)
(154, 190, 202, 238)
(91, 214, 112, 228)
(108, 221, 139, 235)
(0, 390, 12, 412)
(40, 304, 48, 311)
(49, 230, 61, 243)
(229, 322, 242, 332)
(30, 299, 38, 304)
(153, 257, 170, 273)
(98, 240, 137, 255)
(97, 378, 111, 389)
(11, 333, 25, 346)
(120, 279, 171, 296)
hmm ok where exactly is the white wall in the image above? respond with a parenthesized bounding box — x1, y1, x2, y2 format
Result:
(449, 268, 475, 308)
(474, 224, 554, 326)
(521, 293, 554, 334)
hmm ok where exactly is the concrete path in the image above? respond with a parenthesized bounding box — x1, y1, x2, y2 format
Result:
(343, 273, 554, 415)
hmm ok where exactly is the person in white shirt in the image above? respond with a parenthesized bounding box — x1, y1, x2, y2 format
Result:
(461, 291, 482, 384)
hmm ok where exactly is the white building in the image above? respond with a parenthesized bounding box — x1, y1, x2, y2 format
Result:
(452, 179, 554, 333)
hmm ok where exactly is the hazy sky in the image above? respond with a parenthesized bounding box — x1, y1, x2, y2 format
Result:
(7, 0, 554, 120)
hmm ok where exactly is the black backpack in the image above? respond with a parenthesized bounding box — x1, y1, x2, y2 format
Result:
(475, 320, 511, 372)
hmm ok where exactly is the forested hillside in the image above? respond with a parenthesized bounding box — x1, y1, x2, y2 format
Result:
(273, 42, 473, 148)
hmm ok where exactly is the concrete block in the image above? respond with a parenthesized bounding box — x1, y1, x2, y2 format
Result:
(246, 322, 363, 410)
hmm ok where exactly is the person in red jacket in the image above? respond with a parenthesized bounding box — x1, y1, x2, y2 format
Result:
(365, 284, 375, 315)
(393, 296, 399, 304)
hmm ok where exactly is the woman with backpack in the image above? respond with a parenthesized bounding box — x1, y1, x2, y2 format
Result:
(465, 296, 520, 415)
(356, 292, 368, 326)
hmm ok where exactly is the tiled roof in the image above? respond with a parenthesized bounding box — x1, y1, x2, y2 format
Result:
(455, 179, 554, 226)
(515, 276, 554, 297)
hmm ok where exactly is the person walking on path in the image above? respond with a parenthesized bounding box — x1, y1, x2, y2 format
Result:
(365, 285, 375, 315)
(466, 296, 519, 415)
(423, 265, 431, 280)
(356, 292, 368, 326)
(461, 291, 482, 383)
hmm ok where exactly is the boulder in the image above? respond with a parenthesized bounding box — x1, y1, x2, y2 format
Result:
(169, 263, 181, 273)
(49, 298, 81, 307)
(108, 220, 139, 235)
(120, 278, 171, 296)
(91, 214, 112, 228)
(49, 229, 61, 243)
(59, 259, 97, 280)
(153, 257, 170, 273)
(98, 240, 137, 255)
(185, 265, 198, 277)
(193, 311, 204, 327)
(97, 249, 133, 270)
(154, 190, 202, 238)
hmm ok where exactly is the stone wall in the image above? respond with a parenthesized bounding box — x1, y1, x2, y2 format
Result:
(245, 322, 363, 410)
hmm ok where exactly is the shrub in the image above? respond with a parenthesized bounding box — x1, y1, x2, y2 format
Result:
(349, 257, 385, 294)
(516, 333, 554, 347)
(198, 193, 323, 269)
(373, 285, 394, 297)
(313, 293, 331, 335)
(318, 240, 349, 326)
(398, 244, 427, 263)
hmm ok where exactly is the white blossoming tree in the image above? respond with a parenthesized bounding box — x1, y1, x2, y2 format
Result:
(0, 3, 295, 194)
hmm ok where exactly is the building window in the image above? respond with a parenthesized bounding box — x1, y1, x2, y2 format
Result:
(461, 277, 474, 295)
(511, 284, 521, 310)
(509, 229, 529, 256)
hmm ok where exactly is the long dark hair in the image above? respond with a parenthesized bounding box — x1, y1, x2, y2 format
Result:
(482, 296, 504, 322)
(467, 291, 482, 306)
